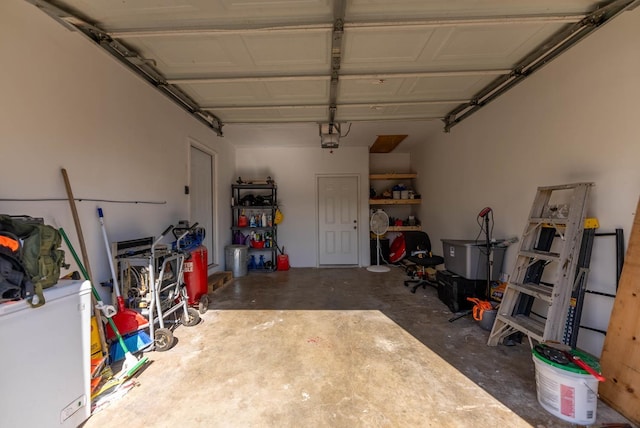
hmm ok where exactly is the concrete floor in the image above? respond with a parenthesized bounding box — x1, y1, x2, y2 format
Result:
(83, 267, 633, 427)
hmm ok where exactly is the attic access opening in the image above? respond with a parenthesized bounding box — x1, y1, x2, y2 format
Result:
(369, 135, 408, 153)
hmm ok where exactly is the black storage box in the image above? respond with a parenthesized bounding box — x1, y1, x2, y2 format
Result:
(436, 270, 486, 312)
(370, 238, 390, 265)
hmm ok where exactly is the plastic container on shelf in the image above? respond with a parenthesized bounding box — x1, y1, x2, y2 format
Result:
(238, 212, 248, 227)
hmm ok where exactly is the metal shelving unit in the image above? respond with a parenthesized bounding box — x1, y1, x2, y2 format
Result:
(231, 182, 278, 272)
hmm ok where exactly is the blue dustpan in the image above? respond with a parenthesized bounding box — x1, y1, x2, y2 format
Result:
(110, 331, 153, 362)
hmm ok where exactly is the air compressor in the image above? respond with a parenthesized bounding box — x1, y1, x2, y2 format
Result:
(173, 222, 209, 314)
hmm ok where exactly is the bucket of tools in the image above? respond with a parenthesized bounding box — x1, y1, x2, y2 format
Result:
(532, 343, 603, 425)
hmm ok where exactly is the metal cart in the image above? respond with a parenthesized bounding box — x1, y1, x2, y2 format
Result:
(113, 225, 200, 351)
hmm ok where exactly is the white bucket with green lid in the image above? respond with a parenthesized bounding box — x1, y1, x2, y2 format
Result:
(532, 346, 601, 425)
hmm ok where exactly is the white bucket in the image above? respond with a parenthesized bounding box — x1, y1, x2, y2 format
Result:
(532, 351, 599, 425)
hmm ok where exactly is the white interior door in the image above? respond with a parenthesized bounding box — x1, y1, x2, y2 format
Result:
(190, 145, 215, 266)
(318, 176, 359, 266)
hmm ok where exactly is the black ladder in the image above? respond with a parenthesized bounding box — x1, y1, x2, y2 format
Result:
(488, 183, 593, 346)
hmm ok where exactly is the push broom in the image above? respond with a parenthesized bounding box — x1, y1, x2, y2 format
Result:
(60, 228, 148, 380)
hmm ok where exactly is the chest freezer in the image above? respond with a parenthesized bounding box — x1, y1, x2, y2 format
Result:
(0, 280, 92, 427)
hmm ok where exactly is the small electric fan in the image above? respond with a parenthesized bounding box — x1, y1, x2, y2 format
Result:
(367, 210, 390, 272)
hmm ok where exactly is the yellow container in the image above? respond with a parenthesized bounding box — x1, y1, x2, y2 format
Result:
(90, 316, 102, 356)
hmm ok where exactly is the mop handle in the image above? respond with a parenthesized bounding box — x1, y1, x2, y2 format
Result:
(97, 207, 122, 300)
(59, 227, 115, 317)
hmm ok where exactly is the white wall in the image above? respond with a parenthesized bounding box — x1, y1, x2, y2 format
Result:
(369, 153, 411, 174)
(235, 146, 370, 267)
(411, 6, 640, 357)
(0, 0, 236, 301)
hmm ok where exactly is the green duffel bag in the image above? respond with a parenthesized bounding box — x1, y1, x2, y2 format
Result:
(0, 215, 68, 307)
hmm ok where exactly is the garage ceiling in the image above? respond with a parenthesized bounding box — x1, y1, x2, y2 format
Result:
(30, 0, 635, 146)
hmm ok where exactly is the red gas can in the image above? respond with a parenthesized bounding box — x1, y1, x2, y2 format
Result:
(277, 254, 290, 271)
(184, 246, 209, 313)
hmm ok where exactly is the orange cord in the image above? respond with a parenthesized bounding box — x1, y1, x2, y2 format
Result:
(466, 297, 494, 321)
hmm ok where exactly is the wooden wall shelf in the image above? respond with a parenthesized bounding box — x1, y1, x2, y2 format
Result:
(387, 225, 421, 232)
(369, 173, 417, 180)
(369, 199, 420, 205)
(369, 170, 421, 232)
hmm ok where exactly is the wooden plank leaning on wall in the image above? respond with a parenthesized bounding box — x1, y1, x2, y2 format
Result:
(600, 197, 640, 425)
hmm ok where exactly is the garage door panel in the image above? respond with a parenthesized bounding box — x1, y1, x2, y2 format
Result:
(431, 24, 568, 66)
(55, 0, 332, 30)
(242, 32, 331, 68)
(346, 0, 599, 20)
(338, 74, 496, 103)
(44, 0, 614, 128)
(342, 23, 568, 72)
(336, 103, 456, 121)
(181, 80, 329, 106)
(213, 106, 328, 123)
(343, 29, 436, 65)
(123, 31, 331, 77)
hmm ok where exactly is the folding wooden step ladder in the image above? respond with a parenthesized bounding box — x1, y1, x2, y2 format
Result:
(487, 182, 593, 346)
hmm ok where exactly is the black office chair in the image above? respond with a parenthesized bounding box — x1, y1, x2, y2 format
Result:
(402, 231, 445, 293)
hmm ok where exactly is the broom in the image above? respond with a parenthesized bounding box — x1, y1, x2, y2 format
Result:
(60, 228, 148, 380)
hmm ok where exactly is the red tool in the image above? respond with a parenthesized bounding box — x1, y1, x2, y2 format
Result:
(562, 350, 606, 382)
(544, 342, 606, 382)
(478, 207, 492, 218)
